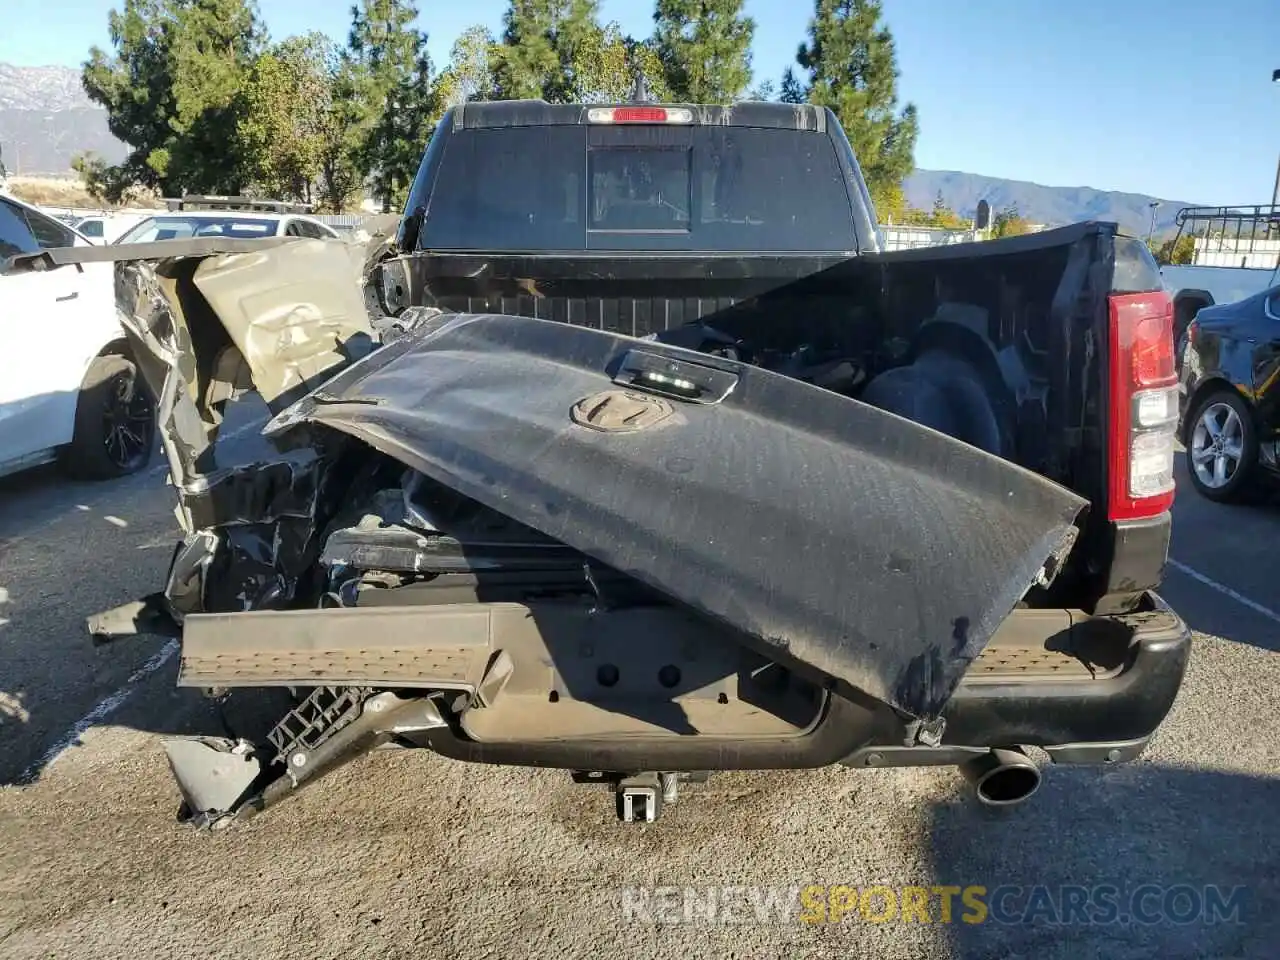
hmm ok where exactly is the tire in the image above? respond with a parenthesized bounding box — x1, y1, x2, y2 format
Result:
(861, 351, 1005, 456)
(1183, 388, 1260, 503)
(62, 353, 156, 481)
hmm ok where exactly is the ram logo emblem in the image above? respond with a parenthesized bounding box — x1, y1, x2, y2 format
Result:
(570, 389, 675, 433)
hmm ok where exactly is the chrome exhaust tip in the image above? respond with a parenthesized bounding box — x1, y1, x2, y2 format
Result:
(960, 747, 1042, 807)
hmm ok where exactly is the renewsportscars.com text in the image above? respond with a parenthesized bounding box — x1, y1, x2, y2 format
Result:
(620, 884, 1249, 926)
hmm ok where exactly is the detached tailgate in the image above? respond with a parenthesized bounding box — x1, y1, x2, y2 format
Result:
(270, 311, 1088, 722)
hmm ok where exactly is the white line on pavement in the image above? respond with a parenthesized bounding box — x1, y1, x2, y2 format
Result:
(217, 416, 271, 443)
(1166, 558, 1280, 627)
(19, 639, 180, 784)
(15, 417, 267, 781)
(148, 416, 268, 475)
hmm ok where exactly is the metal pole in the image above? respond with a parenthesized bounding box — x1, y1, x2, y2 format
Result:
(1146, 202, 1159, 244)
(1270, 69, 1279, 238)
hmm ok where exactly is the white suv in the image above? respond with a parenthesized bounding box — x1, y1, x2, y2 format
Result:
(0, 193, 156, 481)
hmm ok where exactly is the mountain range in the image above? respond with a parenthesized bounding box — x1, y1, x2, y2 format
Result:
(902, 170, 1199, 238)
(0, 63, 128, 174)
(0, 62, 1202, 234)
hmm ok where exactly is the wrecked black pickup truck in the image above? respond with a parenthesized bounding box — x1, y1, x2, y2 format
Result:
(7, 99, 1191, 826)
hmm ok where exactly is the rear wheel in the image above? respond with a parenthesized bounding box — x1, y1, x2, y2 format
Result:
(1184, 389, 1259, 502)
(62, 353, 156, 480)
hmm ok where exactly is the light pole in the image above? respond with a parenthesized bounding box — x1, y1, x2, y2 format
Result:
(1146, 201, 1160, 244)
(1272, 69, 1280, 209)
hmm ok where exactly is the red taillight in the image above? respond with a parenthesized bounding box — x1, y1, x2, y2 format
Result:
(1130, 311, 1176, 385)
(1107, 291, 1178, 522)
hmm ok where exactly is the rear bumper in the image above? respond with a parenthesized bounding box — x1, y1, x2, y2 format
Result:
(407, 593, 1187, 773)
(167, 591, 1191, 773)
(404, 596, 1192, 772)
(844, 591, 1191, 768)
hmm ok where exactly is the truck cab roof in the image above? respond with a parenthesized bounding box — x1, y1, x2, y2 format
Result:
(399, 98, 876, 256)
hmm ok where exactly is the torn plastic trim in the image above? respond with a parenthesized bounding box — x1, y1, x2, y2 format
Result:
(164, 690, 446, 829)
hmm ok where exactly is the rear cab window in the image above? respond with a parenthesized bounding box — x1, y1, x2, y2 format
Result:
(420, 122, 857, 254)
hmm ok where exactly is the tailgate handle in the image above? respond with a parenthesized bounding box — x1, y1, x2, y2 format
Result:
(611, 349, 739, 405)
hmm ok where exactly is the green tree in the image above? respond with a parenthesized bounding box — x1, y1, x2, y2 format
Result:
(653, 0, 754, 103)
(894, 205, 931, 226)
(788, 0, 918, 215)
(82, 0, 264, 200)
(347, 0, 440, 211)
(315, 56, 370, 212)
(491, 2, 663, 104)
(435, 25, 498, 108)
(779, 66, 806, 103)
(991, 204, 1031, 238)
(888, 194, 972, 230)
(571, 26, 669, 103)
(492, 0, 602, 102)
(392, 47, 444, 207)
(71, 152, 111, 203)
(1149, 233, 1195, 265)
(237, 33, 334, 203)
(926, 191, 969, 229)
(877, 183, 907, 222)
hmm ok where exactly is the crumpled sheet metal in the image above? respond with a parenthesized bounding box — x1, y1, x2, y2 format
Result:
(113, 256, 231, 492)
(161, 468, 336, 617)
(189, 239, 375, 408)
(112, 234, 376, 493)
(269, 312, 1089, 721)
(112, 238, 375, 477)
(105, 238, 381, 618)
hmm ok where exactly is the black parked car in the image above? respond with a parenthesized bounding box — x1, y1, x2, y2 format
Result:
(1180, 283, 1280, 501)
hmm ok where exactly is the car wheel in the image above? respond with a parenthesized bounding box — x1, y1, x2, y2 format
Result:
(62, 353, 156, 480)
(1184, 389, 1259, 503)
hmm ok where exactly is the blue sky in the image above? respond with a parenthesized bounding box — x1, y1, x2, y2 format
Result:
(3, 0, 1278, 203)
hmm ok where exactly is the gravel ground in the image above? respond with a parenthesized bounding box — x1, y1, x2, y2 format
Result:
(1, 412, 1277, 959)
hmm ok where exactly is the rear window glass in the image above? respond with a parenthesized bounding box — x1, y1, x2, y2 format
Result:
(0, 200, 39, 257)
(421, 125, 856, 253)
(15, 205, 77, 249)
(589, 147, 691, 233)
(117, 216, 276, 244)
